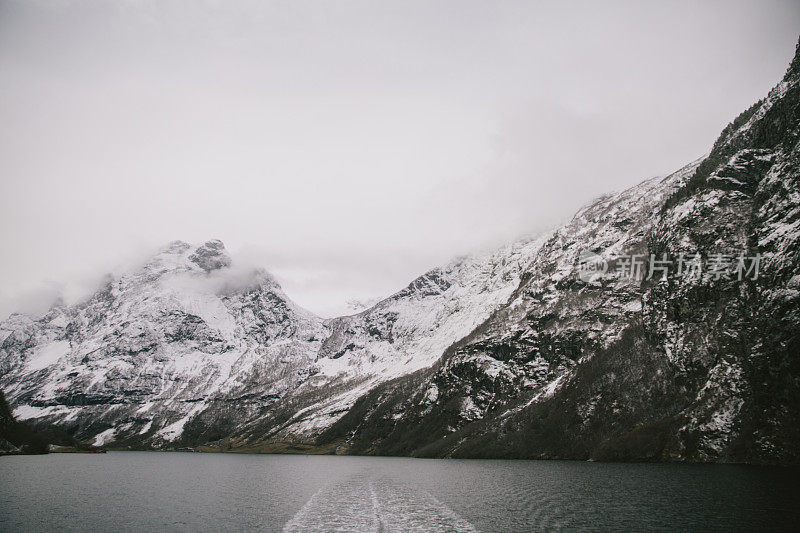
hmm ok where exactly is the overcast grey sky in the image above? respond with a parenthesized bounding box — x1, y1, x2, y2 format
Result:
(1, 0, 798, 318)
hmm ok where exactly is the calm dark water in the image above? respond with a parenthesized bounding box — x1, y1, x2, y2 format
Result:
(0, 452, 798, 532)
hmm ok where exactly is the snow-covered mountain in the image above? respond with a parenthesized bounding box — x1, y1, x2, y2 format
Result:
(0, 236, 542, 450)
(0, 240, 325, 446)
(3, 40, 799, 464)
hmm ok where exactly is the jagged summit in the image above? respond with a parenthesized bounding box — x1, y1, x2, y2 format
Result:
(189, 239, 231, 272)
(146, 239, 232, 275)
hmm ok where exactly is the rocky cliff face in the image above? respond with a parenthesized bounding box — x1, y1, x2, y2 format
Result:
(0, 389, 48, 454)
(2, 42, 799, 464)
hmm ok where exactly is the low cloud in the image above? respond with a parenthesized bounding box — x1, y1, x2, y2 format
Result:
(1, 0, 798, 319)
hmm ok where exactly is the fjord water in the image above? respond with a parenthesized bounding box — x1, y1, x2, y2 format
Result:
(1, 452, 797, 532)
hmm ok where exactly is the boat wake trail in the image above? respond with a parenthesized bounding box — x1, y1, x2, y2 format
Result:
(283, 476, 476, 532)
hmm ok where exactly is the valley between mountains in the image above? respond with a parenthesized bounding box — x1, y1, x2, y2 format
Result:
(2, 42, 799, 465)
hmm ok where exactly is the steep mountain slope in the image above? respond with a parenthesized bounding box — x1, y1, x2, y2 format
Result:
(316, 162, 698, 456)
(317, 41, 800, 465)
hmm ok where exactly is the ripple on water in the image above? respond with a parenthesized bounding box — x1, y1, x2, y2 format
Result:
(283, 474, 476, 532)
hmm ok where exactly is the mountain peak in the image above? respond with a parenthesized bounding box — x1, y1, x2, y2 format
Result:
(144, 239, 232, 277)
(189, 240, 231, 272)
